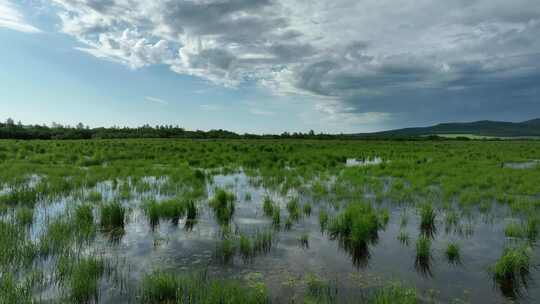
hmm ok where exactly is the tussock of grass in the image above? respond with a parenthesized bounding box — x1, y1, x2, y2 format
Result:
(99, 201, 126, 232)
(491, 246, 531, 297)
(419, 203, 436, 236)
(210, 189, 236, 225)
(286, 198, 301, 221)
(329, 202, 383, 246)
(445, 242, 461, 264)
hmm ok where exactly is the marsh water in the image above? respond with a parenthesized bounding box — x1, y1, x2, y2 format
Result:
(21, 170, 539, 304)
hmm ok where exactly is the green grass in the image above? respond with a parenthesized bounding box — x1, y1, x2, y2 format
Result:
(299, 233, 309, 248)
(272, 208, 280, 227)
(303, 203, 312, 216)
(263, 196, 274, 216)
(99, 201, 126, 232)
(286, 198, 301, 221)
(57, 256, 105, 303)
(490, 246, 531, 294)
(419, 203, 436, 235)
(415, 236, 431, 260)
(140, 271, 268, 303)
(329, 202, 382, 246)
(397, 230, 410, 246)
(0, 273, 32, 304)
(319, 209, 329, 232)
(210, 189, 236, 226)
(445, 242, 461, 263)
(74, 204, 96, 241)
(368, 283, 417, 304)
(15, 207, 34, 227)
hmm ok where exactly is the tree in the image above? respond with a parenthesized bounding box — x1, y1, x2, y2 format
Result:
(5, 118, 14, 126)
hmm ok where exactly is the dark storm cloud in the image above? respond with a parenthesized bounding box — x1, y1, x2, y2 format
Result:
(49, 0, 540, 127)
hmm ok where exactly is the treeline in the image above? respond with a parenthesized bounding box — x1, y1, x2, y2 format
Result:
(0, 119, 341, 140)
(0, 119, 479, 141)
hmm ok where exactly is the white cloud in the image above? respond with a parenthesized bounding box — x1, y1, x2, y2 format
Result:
(0, 0, 41, 33)
(47, 0, 540, 125)
(145, 96, 168, 105)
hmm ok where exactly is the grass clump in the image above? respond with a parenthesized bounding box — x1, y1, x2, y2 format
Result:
(286, 198, 301, 221)
(415, 236, 432, 276)
(397, 230, 410, 246)
(415, 236, 431, 260)
(419, 203, 436, 236)
(329, 202, 382, 246)
(328, 202, 383, 268)
(218, 238, 236, 264)
(490, 246, 531, 298)
(99, 201, 126, 232)
(445, 242, 461, 264)
(210, 189, 236, 226)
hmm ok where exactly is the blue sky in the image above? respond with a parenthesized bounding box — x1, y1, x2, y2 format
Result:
(1, 1, 540, 133)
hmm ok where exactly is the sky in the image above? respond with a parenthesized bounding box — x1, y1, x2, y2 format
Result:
(1, 0, 539, 134)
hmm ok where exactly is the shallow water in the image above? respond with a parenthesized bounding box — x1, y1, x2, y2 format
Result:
(22, 171, 540, 303)
(504, 160, 540, 169)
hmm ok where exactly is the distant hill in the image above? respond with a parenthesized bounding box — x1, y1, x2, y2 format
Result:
(357, 119, 540, 138)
